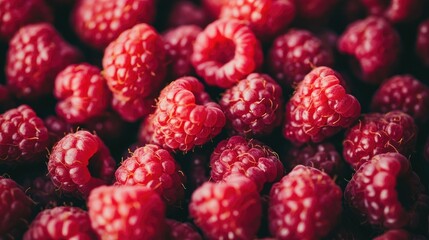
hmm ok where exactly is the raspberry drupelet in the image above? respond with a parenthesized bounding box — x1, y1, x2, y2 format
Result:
(361, 0, 422, 23)
(416, 19, 429, 68)
(166, 219, 202, 240)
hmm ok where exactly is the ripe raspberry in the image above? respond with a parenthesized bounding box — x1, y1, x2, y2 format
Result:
(54, 63, 111, 124)
(269, 165, 342, 239)
(44, 115, 74, 147)
(373, 229, 412, 240)
(191, 19, 263, 88)
(0, 105, 49, 163)
(6, 23, 82, 99)
(166, 219, 202, 240)
(338, 17, 400, 84)
(210, 135, 284, 191)
(72, 0, 155, 50)
(416, 19, 429, 68)
(371, 75, 429, 124)
(23, 206, 97, 240)
(111, 95, 155, 122)
(345, 153, 429, 229)
(167, 1, 209, 28)
(88, 185, 166, 239)
(21, 175, 59, 208)
(202, 0, 225, 19)
(138, 114, 156, 145)
(189, 175, 262, 239)
(48, 130, 116, 198)
(283, 66, 361, 145)
(295, 0, 339, 20)
(219, 0, 295, 40)
(220, 73, 283, 137)
(268, 29, 334, 87)
(150, 76, 226, 151)
(343, 111, 417, 170)
(115, 144, 186, 205)
(361, 0, 422, 23)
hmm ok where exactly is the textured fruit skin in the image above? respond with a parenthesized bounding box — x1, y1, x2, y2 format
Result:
(72, 0, 155, 50)
(23, 206, 97, 240)
(268, 29, 334, 87)
(48, 130, 116, 198)
(115, 144, 186, 205)
(189, 175, 262, 240)
(88, 185, 166, 240)
(295, 0, 339, 20)
(6, 23, 82, 99)
(54, 64, 111, 124)
(269, 165, 342, 240)
(191, 19, 263, 88)
(220, 73, 283, 137)
(150, 76, 226, 151)
(167, 1, 209, 28)
(345, 153, 429, 229)
(416, 19, 429, 67)
(343, 111, 417, 170)
(111, 95, 155, 122)
(0, 105, 49, 163)
(210, 135, 284, 191)
(338, 17, 400, 84)
(371, 75, 429, 124)
(362, 0, 422, 23)
(166, 219, 202, 240)
(283, 66, 361, 145)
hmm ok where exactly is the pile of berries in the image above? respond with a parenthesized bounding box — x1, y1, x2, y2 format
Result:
(1, 0, 429, 239)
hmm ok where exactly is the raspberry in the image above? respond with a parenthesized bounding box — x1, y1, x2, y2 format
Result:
(88, 185, 166, 239)
(202, 0, 225, 19)
(210, 135, 284, 191)
(219, 0, 295, 40)
(21, 175, 59, 208)
(54, 63, 111, 124)
(361, 0, 422, 23)
(115, 144, 186, 205)
(6, 23, 82, 99)
(72, 0, 155, 50)
(166, 219, 202, 240)
(269, 165, 342, 239)
(416, 19, 429, 68)
(338, 17, 400, 84)
(191, 19, 263, 88)
(138, 114, 156, 145)
(220, 73, 283, 137)
(0, 105, 49, 163)
(283, 66, 361, 145)
(150, 76, 226, 151)
(371, 75, 429, 124)
(23, 206, 97, 240)
(295, 0, 339, 20)
(343, 111, 417, 170)
(189, 175, 262, 239)
(163, 25, 202, 79)
(82, 112, 125, 145)
(48, 130, 116, 198)
(345, 153, 429, 229)
(167, 1, 209, 28)
(44, 115, 74, 147)
(268, 29, 334, 87)
(373, 229, 412, 240)
(111, 95, 155, 122)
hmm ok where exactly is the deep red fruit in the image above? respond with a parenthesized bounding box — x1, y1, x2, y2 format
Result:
(343, 111, 417, 170)
(345, 153, 429, 229)
(202, 0, 225, 19)
(191, 19, 263, 88)
(82, 112, 125, 144)
(72, 0, 155, 50)
(268, 29, 334, 87)
(269, 165, 342, 239)
(44, 115, 74, 147)
(338, 17, 400, 84)
(166, 219, 202, 240)
(373, 229, 412, 240)
(210, 135, 284, 191)
(361, 0, 422, 23)
(0, 105, 49, 163)
(167, 1, 209, 28)
(283, 66, 361, 145)
(23, 206, 97, 240)
(48, 130, 116, 198)
(189, 175, 262, 240)
(295, 0, 339, 20)
(182, 151, 210, 191)
(416, 19, 429, 68)
(138, 114, 156, 145)
(21, 175, 59, 208)
(111, 94, 155, 122)
(6, 23, 82, 99)
(88, 185, 166, 240)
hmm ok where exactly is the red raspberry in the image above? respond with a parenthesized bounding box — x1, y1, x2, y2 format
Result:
(343, 111, 417, 170)
(6, 23, 82, 99)
(219, 0, 295, 40)
(48, 130, 116, 198)
(138, 114, 156, 145)
(167, 1, 209, 28)
(345, 153, 429, 229)
(88, 185, 166, 239)
(268, 29, 334, 87)
(416, 19, 429, 68)
(361, 0, 422, 23)
(23, 206, 97, 240)
(269, 165, 342, 239)
(115, 144, 186, 205)
(210, 135, 284, 191)
(54, 63, 111, 124)
(191, 19, 263, 88)
(220, 73, 283, 137)
(0, 105, 49, 163)
(189, 175, 262, 239)
(21, 175, 59, 208)
(150, 76, 226, 151)
(111, 94, 155, 122)
(373, 229, 413, 240)
(44, 115, 74, 147)
(283, 66, 361, 145)
(166, 219, 202, 240)
(338, 17, 400, 84)
(202, 0, 225, 19)
(371, 75, 429, 124)
(295, 0, 339, 20)
(72, 0, 155, 50)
